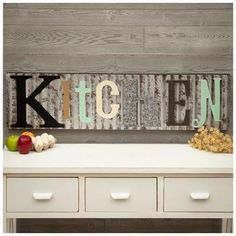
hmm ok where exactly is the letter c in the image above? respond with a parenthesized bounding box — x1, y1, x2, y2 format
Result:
(96, 80, 120, 119)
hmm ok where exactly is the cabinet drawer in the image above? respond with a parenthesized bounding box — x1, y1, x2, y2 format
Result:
(164, 178, 233, 212)
(7, 178, 78, 212)
(86, 178, 156, 212)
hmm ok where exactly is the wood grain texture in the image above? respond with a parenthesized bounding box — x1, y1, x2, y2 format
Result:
(3, 3, 233, 137)
(4, 25, 143, 55)
(17, 219, 105, 233)
(4, 8, 232, 26)
(4, 3, 232, 10)
(16, 218, 221, 233)
(114, 55, 232, 74)
(4, 54, 232, 73)
(104, 219, 221, 233)
(145, 26, 232, 55)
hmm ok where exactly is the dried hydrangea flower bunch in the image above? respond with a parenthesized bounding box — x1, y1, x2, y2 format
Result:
(188, 126, 233, 153)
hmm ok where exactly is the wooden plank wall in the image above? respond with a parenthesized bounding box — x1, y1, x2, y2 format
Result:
(3, 3, 233, 144)
(3, 3, 233, 232)
(4, 3, 233, 74)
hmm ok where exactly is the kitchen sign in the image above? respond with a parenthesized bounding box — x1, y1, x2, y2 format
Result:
(7, 73, 229, 130)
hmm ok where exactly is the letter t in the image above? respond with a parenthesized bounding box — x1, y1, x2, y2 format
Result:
(75, 80, 92, 123)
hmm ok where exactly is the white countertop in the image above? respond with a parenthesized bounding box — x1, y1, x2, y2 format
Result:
(3, 144, 233, 174)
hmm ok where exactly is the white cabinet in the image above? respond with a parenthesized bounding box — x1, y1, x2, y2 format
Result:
(164, 178, 233, 212)
(3, 144, 233, 233)
(86, 178, 156, 212)
(7, 178, 79, 212)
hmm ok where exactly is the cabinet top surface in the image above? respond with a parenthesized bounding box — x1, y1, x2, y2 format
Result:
(3, 144, 233, 174)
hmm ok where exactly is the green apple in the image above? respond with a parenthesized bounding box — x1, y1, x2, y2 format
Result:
(6, 135, 20, 151)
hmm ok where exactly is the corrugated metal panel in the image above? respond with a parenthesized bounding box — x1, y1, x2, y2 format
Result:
(7, 73, 229, 130)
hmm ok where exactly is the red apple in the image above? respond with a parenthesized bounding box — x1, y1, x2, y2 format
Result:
(17, 135, 32, 154)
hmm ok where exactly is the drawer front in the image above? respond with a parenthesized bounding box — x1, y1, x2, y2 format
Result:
(86, 178, 156, 212)
(7, 178, 78, 212)
(164, 178, 233, 212)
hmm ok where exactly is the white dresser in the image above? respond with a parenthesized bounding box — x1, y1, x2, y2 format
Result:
(3, 144, 233, 233)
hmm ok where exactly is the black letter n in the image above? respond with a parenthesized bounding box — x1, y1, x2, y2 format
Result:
(10, 75, 65, 128)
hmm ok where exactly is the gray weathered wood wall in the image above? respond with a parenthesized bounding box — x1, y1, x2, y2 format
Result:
(3, 3, 233, 143)
(3, 3, 232, 233)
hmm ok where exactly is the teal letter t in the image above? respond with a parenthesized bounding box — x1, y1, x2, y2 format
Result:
(75, 80, 92, 123)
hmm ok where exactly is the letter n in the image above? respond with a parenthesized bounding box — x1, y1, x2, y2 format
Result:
(192, 78, 221, 128)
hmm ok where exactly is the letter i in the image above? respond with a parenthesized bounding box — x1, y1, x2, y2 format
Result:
(63, 80, 70, 119)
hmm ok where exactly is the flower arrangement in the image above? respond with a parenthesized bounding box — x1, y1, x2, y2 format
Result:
(188, 126, 233, 153)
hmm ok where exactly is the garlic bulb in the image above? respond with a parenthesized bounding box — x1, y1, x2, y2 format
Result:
(33, 133, 56, 152)
(41, 133, 49, 139)
(34, 136, 43, 152)
(48, 134, 56, 148)
(41, 137, 50, 150)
